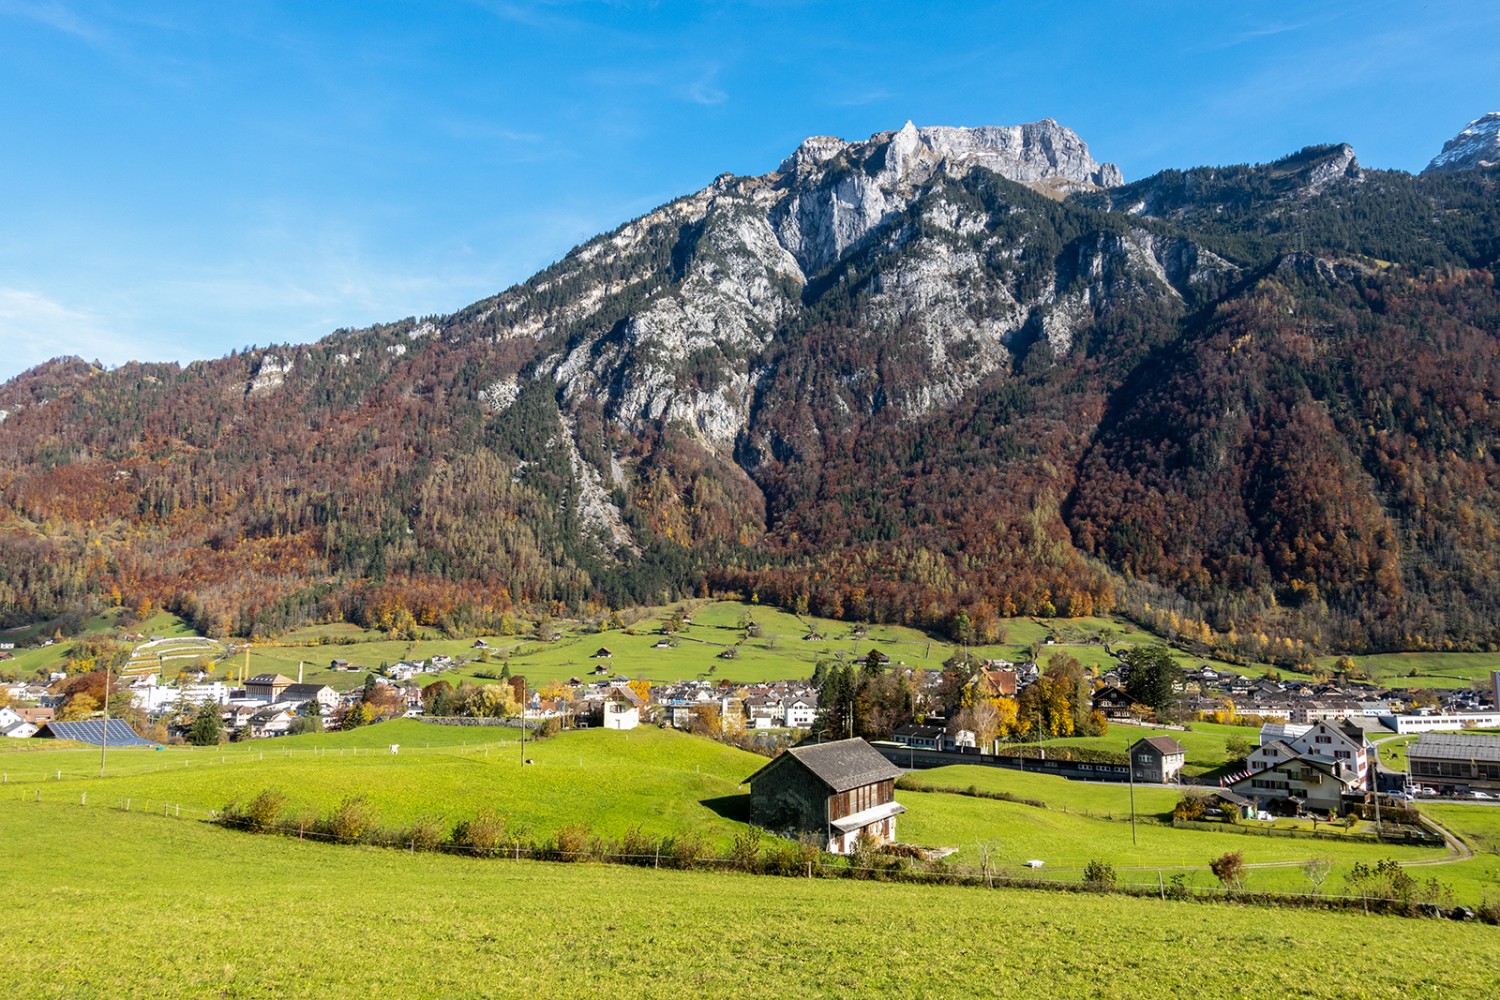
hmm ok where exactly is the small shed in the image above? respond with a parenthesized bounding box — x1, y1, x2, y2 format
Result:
(743, 738, 906, 854)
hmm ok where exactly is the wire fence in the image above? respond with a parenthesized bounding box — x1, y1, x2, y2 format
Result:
(3, 791, 1483, 921)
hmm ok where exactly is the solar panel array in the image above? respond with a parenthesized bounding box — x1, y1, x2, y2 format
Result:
(38, 719, 156, 747)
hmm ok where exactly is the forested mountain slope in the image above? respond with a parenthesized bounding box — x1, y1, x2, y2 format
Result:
(2, 118, 1497, 659)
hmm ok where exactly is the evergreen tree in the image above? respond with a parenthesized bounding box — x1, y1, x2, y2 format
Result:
(187, 700, 223, 746)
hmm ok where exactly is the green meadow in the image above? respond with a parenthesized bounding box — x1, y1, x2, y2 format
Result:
(9, 599, 1500, 703)
(5, 719, 1495, 904)
(1313, 650, 1500, 690)
(1, 800, 1495, 1000)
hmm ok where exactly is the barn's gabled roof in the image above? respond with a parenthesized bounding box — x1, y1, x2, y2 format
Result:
(36, 720, 155, 747)
(744, 738, 902, 792)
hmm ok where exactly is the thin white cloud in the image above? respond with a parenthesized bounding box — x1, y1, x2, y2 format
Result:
(0, 287, 126, 373)
(0, 0, 105, 44)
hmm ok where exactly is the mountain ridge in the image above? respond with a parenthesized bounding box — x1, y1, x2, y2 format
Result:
(3, 118, 1499, 661)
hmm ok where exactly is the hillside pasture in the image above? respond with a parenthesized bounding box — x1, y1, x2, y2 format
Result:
(0, 801, 1493, 999)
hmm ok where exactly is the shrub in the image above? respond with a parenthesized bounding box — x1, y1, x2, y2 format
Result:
(452, 808, 508, 856)
(1478, 897, 1500, 926)
(549, 822, 593, 861)
(404, 814, 448, 852)
(242, 788, 286, 833)
(729, 828, 763, 872)
(1210, 850, 1247, 890)
(613, 825, 656, 865)
(1082, 859, 1117, 889)
(663, 830, 710, 870)
(324, 795, 377, 844)
(1173, 794, 1207, 822)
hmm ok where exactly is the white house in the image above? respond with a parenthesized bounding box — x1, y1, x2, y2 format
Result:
(602, 699, 639, 730)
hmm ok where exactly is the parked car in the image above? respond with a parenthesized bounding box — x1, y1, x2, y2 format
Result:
(1470, 791, 1493, 800)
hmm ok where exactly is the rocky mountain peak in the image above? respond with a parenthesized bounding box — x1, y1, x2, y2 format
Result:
(1424, 112, 1500, 174)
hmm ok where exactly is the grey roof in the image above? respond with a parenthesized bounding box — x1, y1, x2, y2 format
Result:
(281, 683, 333, 700)
(1409, 733, 1500, 763)
(1134, 735, 1186, 756)
(747, 738, 903, 792)
(36, 720, 155, 747)
(787, 739, 904, 791)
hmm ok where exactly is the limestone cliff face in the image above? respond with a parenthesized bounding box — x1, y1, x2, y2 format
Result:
(466, 120, 1135, 445)
(1424, 112, 1500, 174)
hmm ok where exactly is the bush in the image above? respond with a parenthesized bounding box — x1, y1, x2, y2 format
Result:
(663, 830, 710, 869)
(1173, 794, 1207, 822)
(243, 788, 286, 833)
(548, 822, 593, 861)
(324, 795, 377, 844)
(1478, 897, 1500, 926)
(1210, 850, 1247, 890)
(404, 814, 448, 852)
(612, 825, 656, 865)
(452, 808, 508, 857)
(1083, 859, 1117, 888)
(729, 828, 763, 872)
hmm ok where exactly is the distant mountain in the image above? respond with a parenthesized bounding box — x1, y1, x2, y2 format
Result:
(3, 118, 1499, 660)
(1425, 112, 1500, 174)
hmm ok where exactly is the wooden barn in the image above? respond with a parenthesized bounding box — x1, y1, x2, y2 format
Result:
(743, 738, 905, 854)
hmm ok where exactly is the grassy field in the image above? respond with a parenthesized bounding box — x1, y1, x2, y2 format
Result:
(1004, 721, 1261, 779)
(0, 721, 764, 842)
(4, 718, 1491, 903)
(1313, 650, 1500, 690)
(0, 801, 1493, 999)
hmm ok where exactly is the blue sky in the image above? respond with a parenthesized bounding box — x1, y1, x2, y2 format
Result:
(2, 0, 1496, 381)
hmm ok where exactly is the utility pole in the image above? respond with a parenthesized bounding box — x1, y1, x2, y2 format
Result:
(99, 658, 111, 777)
(519, 677, 526, 764)
(1128, 737, 1138, 846)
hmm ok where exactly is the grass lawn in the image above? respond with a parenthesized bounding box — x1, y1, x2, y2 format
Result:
(0, 721, 766, 844)
(1314, 650, 1500, 690)
(5, 718, 1487, 902)
(1002, 721, 1260, 778)
(1, 801, 1493, 999)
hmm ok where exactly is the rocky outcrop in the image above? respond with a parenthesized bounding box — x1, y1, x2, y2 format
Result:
(1424, 112, 1500, 174)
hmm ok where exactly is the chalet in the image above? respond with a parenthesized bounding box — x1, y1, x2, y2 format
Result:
(1254, 719, 1370, 787)
(1091, 685, 1135, 720)
(975, 668, 1017, 699)
(17, 706, 54, 727)
(1129, 736, 1186, 784)
(1246, 739, 1298, 774)
(244, 673, 294, 702)
(248, 707, 295, 739)
(593, 647, 613, 659)
(784, 696, 818, 729)
(652, 638, 672, 650)
(1227, 754, 1362, 815)
(1408, 733, 1500, 795)
(599, 686, 643, 730)
(744, 739, 905, 854)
